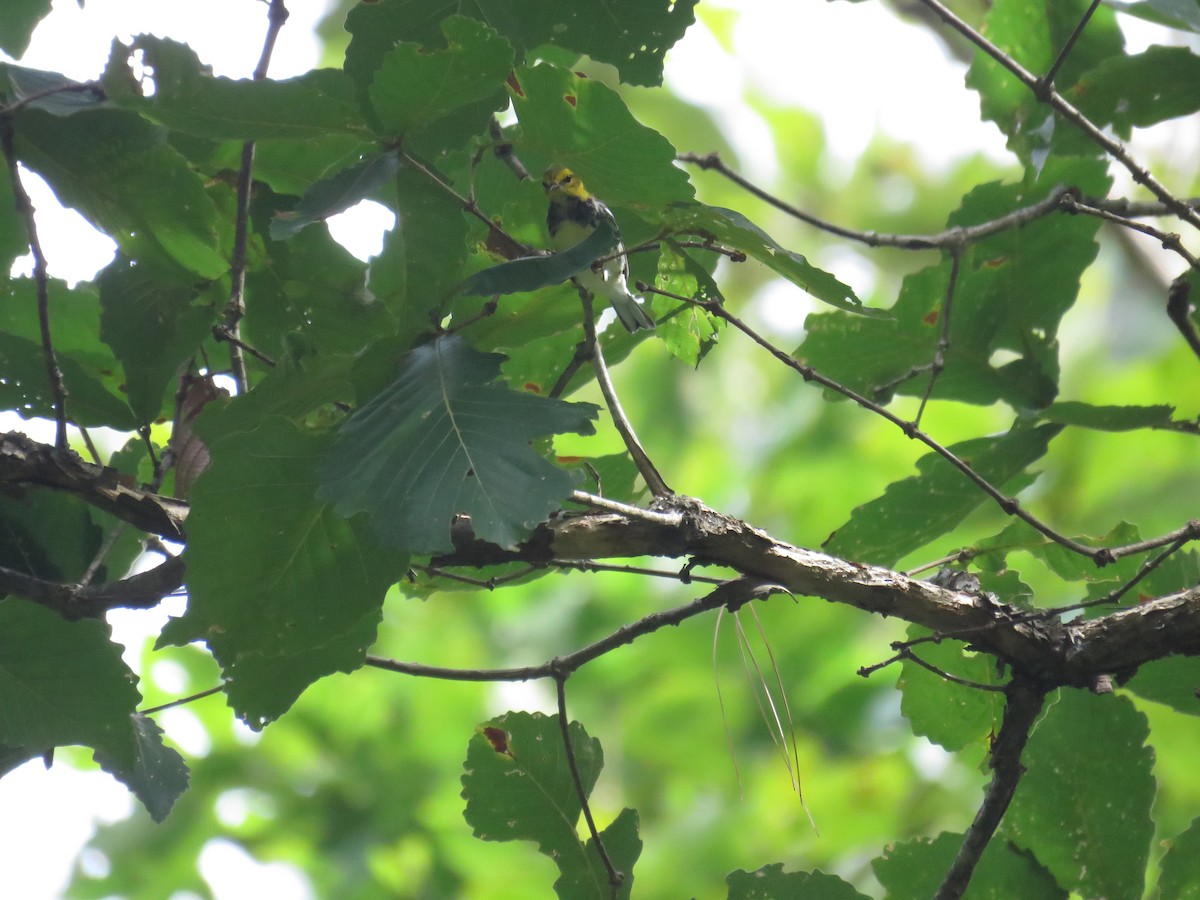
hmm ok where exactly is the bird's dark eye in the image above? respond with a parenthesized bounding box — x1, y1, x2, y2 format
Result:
(562, 174, 574, 184)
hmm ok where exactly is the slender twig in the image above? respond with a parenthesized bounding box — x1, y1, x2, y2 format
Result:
(914, 247, 961, 426)
(223, 0, 289, 393)
(366, 577, 780, 683)
(580, 294, 672, 496)
(642, 283, 1109, 563)
(0, 80, 104, 116)
(1061, 193, 1200, 271)
(914, 0, 1200, 233)
(141, 685, 225, 716)
(212, 324, 278, 368)
(1034, 535, 1192, 618)
(0, 118, 68, 448)
(569, 490, 680, 525)
(549, 558, 728, 585)
(934, 676, 1048, 900)
(1038, 0, 1102, 92)
(548, 338, 593, 399)
(413, 563, 541, 589)
(402, 151, 533, 258)
(679, 152, 1075, 250)
(553, 673, 622, 892)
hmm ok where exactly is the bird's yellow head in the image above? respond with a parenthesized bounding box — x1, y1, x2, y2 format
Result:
(543, 165, 590, 204)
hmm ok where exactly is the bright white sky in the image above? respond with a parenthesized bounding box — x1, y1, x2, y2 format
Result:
(0, 2, 1178, 898)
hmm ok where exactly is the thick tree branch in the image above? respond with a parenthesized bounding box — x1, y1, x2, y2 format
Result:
(0, 555, 185, 619)
(934, 675, 1049, 900)
(1, 431, 188, 540)
(433, 495, 1200, 686)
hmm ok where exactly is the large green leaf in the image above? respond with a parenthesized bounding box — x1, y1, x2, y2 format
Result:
(0, 488, 101, 590)
(368, 16, 513, 136)
(318, 335, 599, 553)
(13, 107, 228, 278)
(344, 0, 697, 90)
(1003, 691, 1154, 900)
(726, 865, 871, 899)
(98, 256, 215, 425)
(0, 278, 136, 428)
(1072, 46, 1200, 136)
(269, 150, 402, 240)
(873, 831, 1066, 899)
(824, 423, 1062, 567)
(511, 63, 694, 213)
(0, 0, 52, 57)
(161, 418, 405, 729)
(93, 714, 189, 824)
(799, 158, 1108, 409)
(463, 712, 641, 899)
(0, 599, 141, 761)
(103, 36, 369, 142)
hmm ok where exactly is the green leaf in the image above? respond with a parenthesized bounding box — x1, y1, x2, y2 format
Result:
(270, 150, 402, 240)
(93, 713, 189, 824)
(1126, 657, 1200, 716)
(799, 158, 1109, 409)
(1043, 401, 1177, 431)
(161, 418, 405, 729)
(369, 16, 513, 136)
(98, 256, 215, 425)
(1104, 0, 1200, 34)
(873, 831, 1067, 899)
(0, 278, 137, 428)
(511, 64, 694, 212)
(897, 625, 1007, 752)
(13, 107, 228, 278)
(250, 195, 394, 358)
(3, 64, 108, 115)
(318, 335, 599, 553)
(966, 0, 1122, 162)
(1073, 46, 1200, 136)
(0, 0, 52, 57)
(1158, 817, 1200, 900)
(462, 711, 640, 899)
(0, 488, 101, 588)
(461, 215, 617, 296)
(1003, 691, 1154, 900)
(726, 864, 871, 899)
(344, 0, 696, 90)
(653, 242, 720, 367)
(103, 36, 369, 142)
(662, 203, 869, 315)
(824, 423, 1062, 567)
(0, 599, 141, 759)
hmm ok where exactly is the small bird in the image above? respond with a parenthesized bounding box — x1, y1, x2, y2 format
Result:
(543, 164, 655, 332)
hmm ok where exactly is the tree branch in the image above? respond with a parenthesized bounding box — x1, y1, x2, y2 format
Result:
(934, 675, 1049, 900)
(0, 430, 188, 540)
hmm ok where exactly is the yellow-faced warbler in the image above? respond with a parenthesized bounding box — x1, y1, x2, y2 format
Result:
(543, 164, 655, 332)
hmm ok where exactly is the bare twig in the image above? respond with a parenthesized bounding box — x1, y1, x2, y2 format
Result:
(913, 247, 961, 426)
(366, 577, 781, 683)
(553, 674, 622, 892)
(141, 685, 225, 715)
(0, 119, 68, 448)
(579, 294, 672, 496)
(1038, 0, 1102, 92)
(224, 0, 290, 393)
(679, 152, 1074, 250)
(934, 676, 1048, 900)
